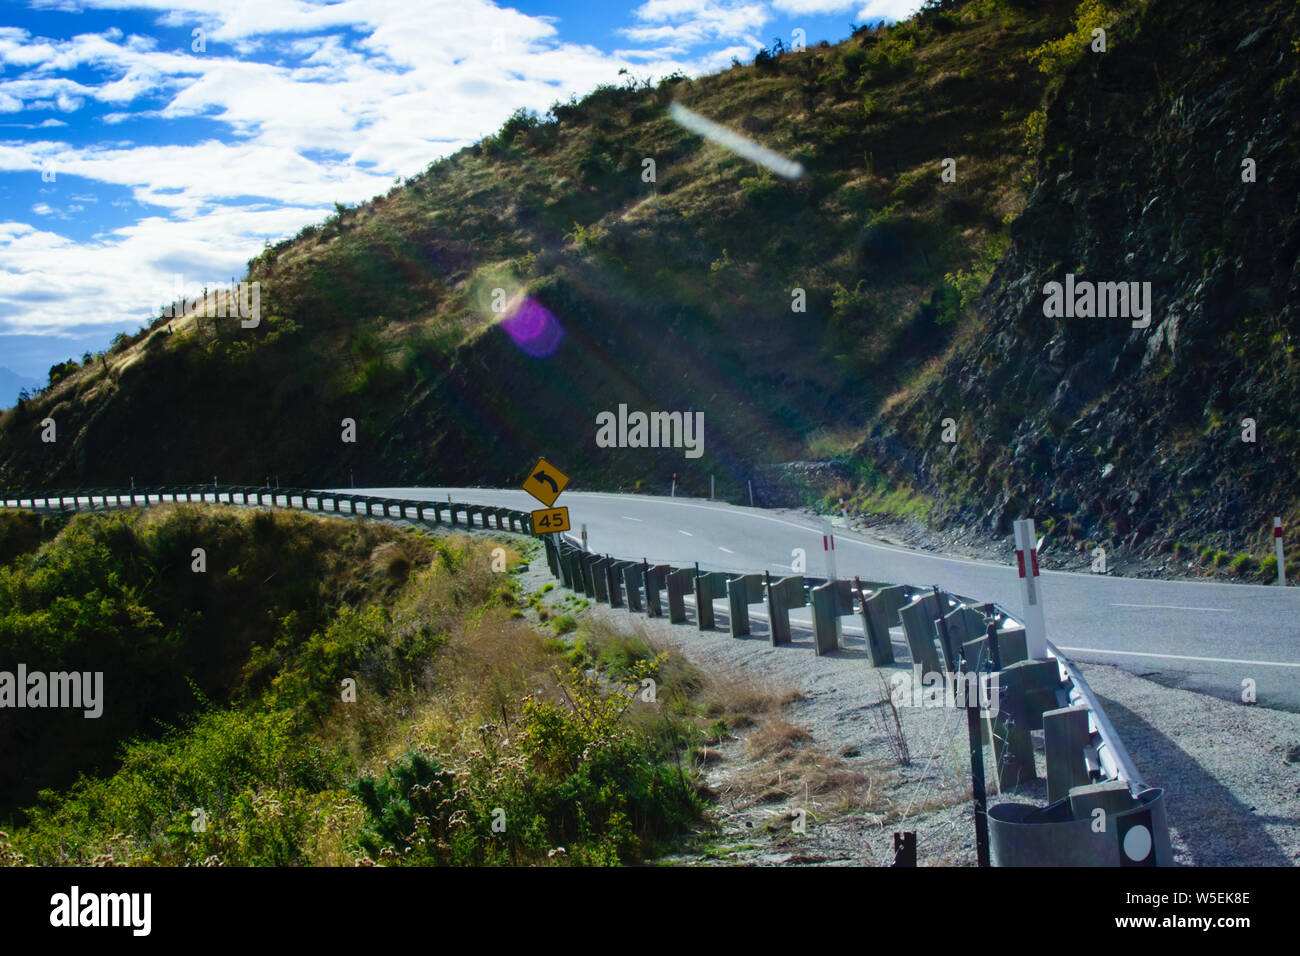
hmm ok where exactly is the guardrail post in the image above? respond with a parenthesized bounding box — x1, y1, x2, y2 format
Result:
(727, 573, 764, 637)
(859, 582, 905, 666)
(899, 591, 945, 674)
(989, 658, 1059, 790)
(811, 579, 854, 655)
(559, 545, 578, 590)
(765, 574, 805, 646)
(962, 627, 1028, 673)
(939, 605, 987, 669)
(694, 571, 729, 630)
(645, 564, 668, 617)
(578, 551, 597, 597)
(590, 555, 611, 603)
(606, 558, 626, 608)
(623, 562, 645, 612)
(1043, 706, 1093, 804)
(666, 567, 693, 623)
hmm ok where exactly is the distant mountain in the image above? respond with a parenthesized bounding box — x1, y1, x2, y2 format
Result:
(0, 367, 40, 410)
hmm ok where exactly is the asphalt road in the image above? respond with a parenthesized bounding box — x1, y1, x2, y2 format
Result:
(361, 487, 1300, 713)
(8, 486, 1297, 711)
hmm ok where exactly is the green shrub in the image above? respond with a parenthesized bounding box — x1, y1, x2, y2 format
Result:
(1229, 554, 1257, 576)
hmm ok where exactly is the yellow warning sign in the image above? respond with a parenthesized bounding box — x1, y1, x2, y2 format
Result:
(521, 457, 570, 507)
(531, 506, 571, 534)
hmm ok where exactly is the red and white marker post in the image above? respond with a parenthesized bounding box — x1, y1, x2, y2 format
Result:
(822, 524, 838, 581)
(1012, 518, 1048, 659)
(822, 522, 842, 643)
(1275, 517, 1285, 586)
(581, 523, 588, 552)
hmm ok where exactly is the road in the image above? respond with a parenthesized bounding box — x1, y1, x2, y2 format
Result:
(359, 487, 1300, 713)
(7, 485, 1296, 711)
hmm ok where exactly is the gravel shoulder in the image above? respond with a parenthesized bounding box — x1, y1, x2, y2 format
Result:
(510, 548, 1300, 867)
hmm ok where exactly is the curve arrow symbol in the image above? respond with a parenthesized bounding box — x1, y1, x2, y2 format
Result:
(533, 471, 559, 494)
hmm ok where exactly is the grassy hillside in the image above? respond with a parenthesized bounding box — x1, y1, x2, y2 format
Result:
(0, 507, 705, 865)
(3, 0, 1288, 557)
(0, 0, 1069, 498)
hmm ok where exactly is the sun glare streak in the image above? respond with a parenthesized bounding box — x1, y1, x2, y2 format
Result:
(668, 102, 805, 180)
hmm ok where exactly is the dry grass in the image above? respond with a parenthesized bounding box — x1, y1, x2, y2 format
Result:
(746, 715, 813, 759)
(698, 667, 804, 728)
(740, 714, 894, 813)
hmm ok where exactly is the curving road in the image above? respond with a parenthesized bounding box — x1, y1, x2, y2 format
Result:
(7, 485, 1296, 712)
(358, 487, 1300, 713)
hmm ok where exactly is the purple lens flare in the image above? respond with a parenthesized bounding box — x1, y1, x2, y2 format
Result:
(501, 297, 563, 358)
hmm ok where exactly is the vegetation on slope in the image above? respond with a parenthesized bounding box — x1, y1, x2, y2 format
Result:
(867, 0, 1300, 561)
(0, 0, 1072, 500)
(0, 508, 704, 865)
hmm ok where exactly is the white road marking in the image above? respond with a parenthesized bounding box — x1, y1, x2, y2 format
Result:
(622, 516, 643, 522)
(1058, 646, 1300, 668)
(719, 546, 735, 554)
(679, 530, 693, 536)
(1111, 603, 1230, 612)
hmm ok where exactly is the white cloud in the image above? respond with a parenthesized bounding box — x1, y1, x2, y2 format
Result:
(621, 0, 770, 51)
(855, 1, 925, 21)
(0, 0, 774, 341)
(771, 0, 857, 14)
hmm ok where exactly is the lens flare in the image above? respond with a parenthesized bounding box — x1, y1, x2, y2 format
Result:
(501, 297, 563, 358)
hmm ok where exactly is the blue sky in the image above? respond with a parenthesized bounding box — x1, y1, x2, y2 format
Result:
(0, 0, 923, 384)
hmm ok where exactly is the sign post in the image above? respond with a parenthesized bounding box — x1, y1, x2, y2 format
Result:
(1012, 518, 1048, 660)
(523, 457, 573, 561)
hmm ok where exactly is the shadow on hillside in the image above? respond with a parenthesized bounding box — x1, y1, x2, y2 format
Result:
(1096, 695, 1296, 866)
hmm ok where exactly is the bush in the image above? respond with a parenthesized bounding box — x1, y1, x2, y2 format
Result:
(1229, 553, 1257, 576)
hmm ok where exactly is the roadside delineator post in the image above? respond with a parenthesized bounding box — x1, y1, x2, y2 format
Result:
(1012, 518, 1048, 660)
(671, 473, 676, 498)
(581, 523, 588, 552)
(1275, 517, 1286, 586)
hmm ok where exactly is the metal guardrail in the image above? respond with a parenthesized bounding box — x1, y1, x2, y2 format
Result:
(544, 534, 1170, 866)
(0, 485, 535, 535)
(0, 486, 1168, 865)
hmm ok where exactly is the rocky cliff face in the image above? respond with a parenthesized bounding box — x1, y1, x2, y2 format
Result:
(870, 0, 1300, 556)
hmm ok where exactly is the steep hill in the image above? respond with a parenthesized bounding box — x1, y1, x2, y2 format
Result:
(2, 0, 1295, 563)
(0, 0, 1067, 498)
(866, 0, 1300, 563)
